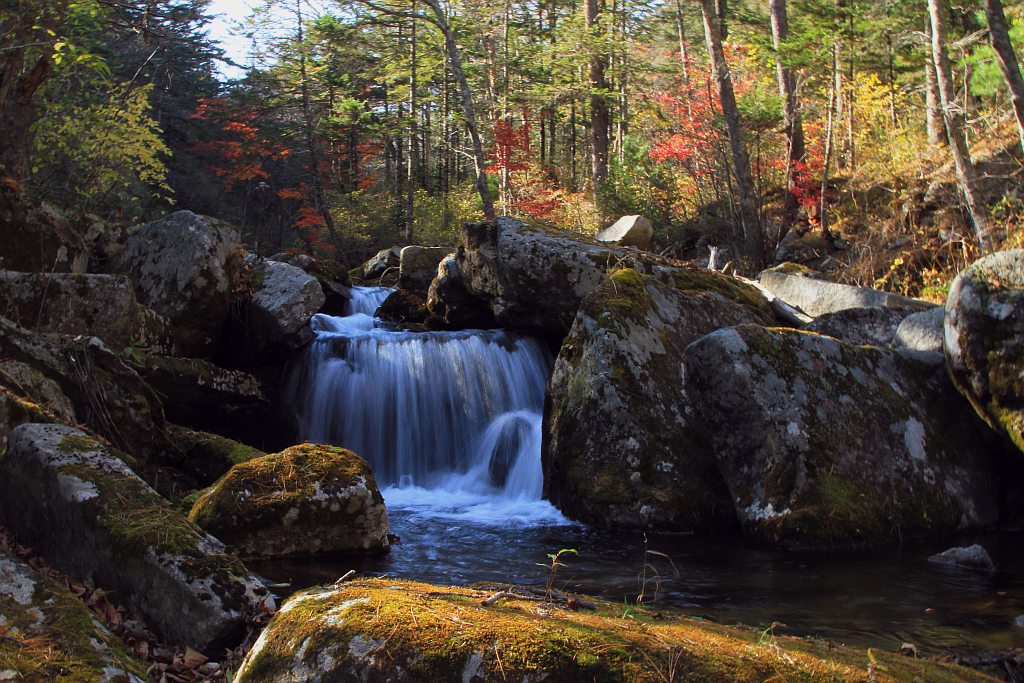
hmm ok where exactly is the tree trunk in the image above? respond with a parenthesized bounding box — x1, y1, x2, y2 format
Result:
(924, 19, 943, 146)
(698, 0, 763, 267)
(983, 0, 1024, 154)
(584, 0, 609, 192)
(406, 5, 417, 241)
(769, 0, 804, 224)
(928, 0, 993, 250)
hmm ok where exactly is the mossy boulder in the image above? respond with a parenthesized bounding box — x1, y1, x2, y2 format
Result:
(805, 306, 918, 347)
(189, 443, 389, 558)
(166, 424, 264, 487)
(758, 267, 934, 317)
(0, 272, 174, 354)
(544, 267, 773, 531)
(944, 249, 1024, 455)
(376, 288, 430, 325)
(233, 578, 990, 683)
(684, 325, 1003, 547)
(120, 211, 242, 358)
(426, 253, 497, 329)
(0, 180, 88, 273)
(0, 550, 147, 682)
(0, 423, 269, 653)
(0, 385, 53, 449)
(399, 246, 451, 297)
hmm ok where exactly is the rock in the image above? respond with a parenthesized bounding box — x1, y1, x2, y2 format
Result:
(0, 549, 147, 681)
(805, 306, 916, 346)
(0, 181, 88, 273)
(0, 424, 268, 653)
(166, 424, 264, 487)
(233, 578, 986, 683)
(893, 306, 945, 353)
(0, 385, 53, 450)
(222, 260, 325, 367)
(758, 267, 934, 317)
(120, 211, 242, 358)
(544, 267, 773, 531)
(0, 359, 75, 422)
(944, 249, 1024, 454)
(399, 246, 452, 297)
(132, 355, 271, 442)
(928, 544, 996, 572)
(375, 289, 430, 325)
(189, 443, 389, 558)
(426, 253, 497, 329)
(594, 214, 654, 250)
(0, 271, 174, 353)
(684, 324, 1001, 547)
(361, 247, 401, 280)
(268, 253, 352, 316)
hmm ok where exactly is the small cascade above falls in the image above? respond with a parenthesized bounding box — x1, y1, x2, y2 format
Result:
(285, 286, 566, 523)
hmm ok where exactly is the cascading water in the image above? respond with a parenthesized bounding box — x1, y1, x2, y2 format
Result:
(285, 286, 568, 524)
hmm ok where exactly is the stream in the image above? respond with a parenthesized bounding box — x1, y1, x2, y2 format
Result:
(263, 286, 1024, 656)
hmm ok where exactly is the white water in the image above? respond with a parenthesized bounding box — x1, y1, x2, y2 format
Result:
(286, 287, 569, 526)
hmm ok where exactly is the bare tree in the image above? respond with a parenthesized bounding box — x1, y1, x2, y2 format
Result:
(983, 0, 1024, 154)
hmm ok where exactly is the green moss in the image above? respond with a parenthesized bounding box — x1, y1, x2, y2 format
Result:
(57, 435, 101, 453)
(766, 262, 816, 276)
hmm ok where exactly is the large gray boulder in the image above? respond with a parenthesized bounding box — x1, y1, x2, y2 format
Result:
(893, 306, 945, 353)
(426, 253, 496, 329)
(595, 215, 654, 251)
(222, 260, 325, 367)
(399, 246, 451, 297)
(0, 549, 147, 681)
(0, 423, 269, 653)
(758, 267, 933, 317)
(684, 325, 1002, 547)
(544, 267, 773, 531)
(0, 271, 173, 353)
(805, 306, 916, 347)
(944, 249, 1024, 454)
(361, 247, 401, 279)
(120, 211, 242, 357)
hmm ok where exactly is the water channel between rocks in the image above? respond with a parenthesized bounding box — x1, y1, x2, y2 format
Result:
(258, 286, 1024, 656)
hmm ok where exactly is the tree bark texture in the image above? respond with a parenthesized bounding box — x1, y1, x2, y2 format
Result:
(983, 0, 1024, 155)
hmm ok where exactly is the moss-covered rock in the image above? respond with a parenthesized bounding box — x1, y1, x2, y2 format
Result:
(0, 423, 269, 653)
(233, 578, 991, 683)
(166, 424, 264, 487)
(376, 288, 430, 325)
(0, 550, 147, 682)
(758, 267, 935, 317)
(0, 385, 54, 449)
(0, 271, 174, 354)
(684, 325, 1003, 547)
(544, 267, 773, 531)
(120, 211, 242, 358)
(944, 249, 1024, 455)
(189, 443, 389, 558)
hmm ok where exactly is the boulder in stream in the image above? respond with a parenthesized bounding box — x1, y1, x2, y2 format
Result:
(426, 253, 497, 329)
(0, 423, 268, 653)
(189, 443, 389, 558)
(399, 246, 451, 297)
(928, 544, 996, 572)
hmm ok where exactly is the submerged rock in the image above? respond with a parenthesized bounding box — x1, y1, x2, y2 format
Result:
(0, 272, 174, 354)
(805, 306, 916, 347)
(928, 544, 996, 572)
(120, 211, 242, 357)
(684, 325, 1001, 547)
(544, 268, 773, 531)
(594, 214, 654, 250)
(0, 550, 147, 682)
(944, 249, 1024, 454)
(399, 246, 451, 297)
(0, 423, 268, 653)
(758, 266, 933, 317)
(189, 443, 389, 558)
(233, 578, 987, 683)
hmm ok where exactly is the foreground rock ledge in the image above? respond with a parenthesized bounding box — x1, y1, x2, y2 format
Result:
(234, 578, 989, 682)
(0, 423, 268, 653)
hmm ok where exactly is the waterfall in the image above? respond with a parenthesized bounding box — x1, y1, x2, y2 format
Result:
(286, 286, 566, 524)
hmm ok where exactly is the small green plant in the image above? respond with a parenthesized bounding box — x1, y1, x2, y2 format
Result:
(537, 548, 578, 599)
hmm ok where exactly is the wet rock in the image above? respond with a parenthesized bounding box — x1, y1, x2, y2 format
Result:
(684, 324, 1001, 547)
(544, 268, 773, 531)
(928, 544, 996, 572)
(758, 266, 933, 317)
(222, 260, 325, 367)
(0, 423, 268, 653)
(361, 247, 401, 280)
(120, 211, 242, 357)
(893, 306, 945, 353)
(233, 578, 986, 683)
(375, 289, 430, 325)
(0, 181, 88, 273)
(399, 246, 451, 297)
(944, 249, 1024, 454)
(166, 424, 264, 487)
(426, 253, 497, 329)
(0, 550, 147, 681)
(189, 443, 389, 558)
(805, 306, 916, 346)
(0, 272, 174, 353)
(595, 214, 654, 251)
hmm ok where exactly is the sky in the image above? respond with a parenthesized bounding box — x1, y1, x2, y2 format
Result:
(205, 0, 259, 79)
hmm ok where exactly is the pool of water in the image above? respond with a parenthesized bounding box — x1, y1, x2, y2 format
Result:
(248, 499, 1024, 656)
